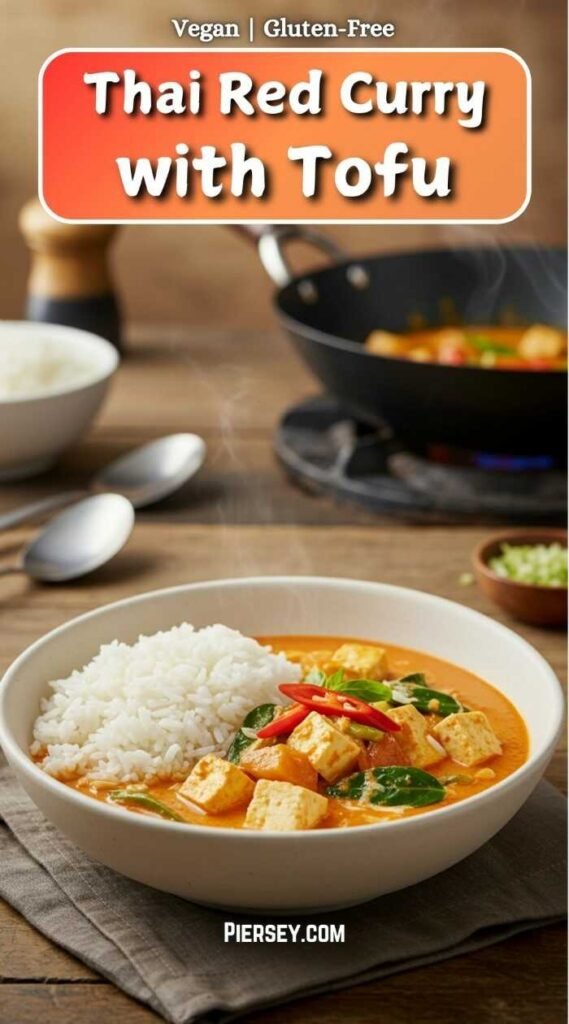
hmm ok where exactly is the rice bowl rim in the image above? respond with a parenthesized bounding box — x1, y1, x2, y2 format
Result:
(0, 321, 119, 406)
(0, 576, 563, 840)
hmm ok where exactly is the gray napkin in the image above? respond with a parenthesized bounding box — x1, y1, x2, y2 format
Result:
(0, 762, 566, 1024)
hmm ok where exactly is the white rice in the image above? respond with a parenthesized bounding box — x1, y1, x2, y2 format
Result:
(31, 623, 301, 784)
(0, 336, 97, 399)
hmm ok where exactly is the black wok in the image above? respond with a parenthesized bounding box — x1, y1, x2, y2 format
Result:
(240, 227, 567, 459)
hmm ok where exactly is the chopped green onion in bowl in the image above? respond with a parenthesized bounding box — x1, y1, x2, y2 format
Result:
(489, 542, 567, 588)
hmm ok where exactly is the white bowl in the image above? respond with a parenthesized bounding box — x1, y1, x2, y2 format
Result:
(0, 321, 118, 480)
(0, 577, 563, 913)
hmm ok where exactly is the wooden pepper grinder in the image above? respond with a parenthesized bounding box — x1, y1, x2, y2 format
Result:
(19, 198, 123, 353)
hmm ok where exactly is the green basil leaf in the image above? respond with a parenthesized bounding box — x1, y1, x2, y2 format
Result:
(323, 668, 346, 690)
(390, 678, 463, 717)
(333, 678, 393, 703)
(226, 703, 276, 763)
(467, 334, 515, 356)
(327, 766, 446, 808)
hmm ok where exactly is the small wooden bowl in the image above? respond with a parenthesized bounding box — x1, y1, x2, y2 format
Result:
(473, 529, 568, 628)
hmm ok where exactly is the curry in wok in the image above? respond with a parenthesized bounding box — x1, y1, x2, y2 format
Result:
(365, 324, 567, 369)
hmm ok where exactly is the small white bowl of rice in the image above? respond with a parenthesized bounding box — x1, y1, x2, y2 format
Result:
(0, 321, 118, 480)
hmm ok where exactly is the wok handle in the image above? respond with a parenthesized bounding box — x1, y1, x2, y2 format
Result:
(233, 225, 346, 288)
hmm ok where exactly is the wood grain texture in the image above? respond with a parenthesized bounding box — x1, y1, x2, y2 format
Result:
(0, 326, 565, 1023)
(0, 925, 566, 1023)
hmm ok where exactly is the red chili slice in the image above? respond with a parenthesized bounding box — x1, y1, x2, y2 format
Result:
(256, 703, 309, 739)
(439, 348, 467, 366)
(278, 683, 400, 733)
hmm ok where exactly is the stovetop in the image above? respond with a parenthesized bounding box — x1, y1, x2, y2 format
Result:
(275, 397, 567, 524)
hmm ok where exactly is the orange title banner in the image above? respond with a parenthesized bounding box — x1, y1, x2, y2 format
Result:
(40, 49, 530, 223)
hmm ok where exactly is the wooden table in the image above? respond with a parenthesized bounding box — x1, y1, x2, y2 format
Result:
(0, 328, 566, 1023)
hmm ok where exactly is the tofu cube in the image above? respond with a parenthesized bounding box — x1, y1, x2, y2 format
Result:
(240, 744, 318, 790)
(179, 754, 254, 814)
(286, 649, 337, 677)
(433, 712, 502, 768)
(287, 711, 360, 783)
(365, 330, 406, 357)
(387, 704, 446, 769)
(331, 643, 388, 680)
(244, 780, 328, 831)
(518, 325, 565, 361)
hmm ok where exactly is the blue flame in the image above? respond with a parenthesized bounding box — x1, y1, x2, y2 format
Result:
(474, 453, 556, 472)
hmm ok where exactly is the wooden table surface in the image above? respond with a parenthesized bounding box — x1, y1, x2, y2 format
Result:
(0, 328, 566, 1024)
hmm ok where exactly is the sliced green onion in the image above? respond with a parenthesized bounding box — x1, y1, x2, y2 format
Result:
(489, 542, 567, 587)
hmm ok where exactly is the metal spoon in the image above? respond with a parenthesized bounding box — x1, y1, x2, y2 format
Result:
(0, 494, 134, 582)
(0, 434, 206, 531)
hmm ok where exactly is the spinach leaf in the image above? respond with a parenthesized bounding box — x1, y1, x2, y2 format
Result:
(327, 766, 446, 808)
(390, 675, 463, 717)
(226, 703, 276, 763)
(395, 672, 428, 687)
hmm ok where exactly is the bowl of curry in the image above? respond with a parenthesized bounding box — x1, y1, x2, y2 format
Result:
(0, 577, 563, 912)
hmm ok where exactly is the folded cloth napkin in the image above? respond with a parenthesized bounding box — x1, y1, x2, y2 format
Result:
(0, 761, 566, 1024)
